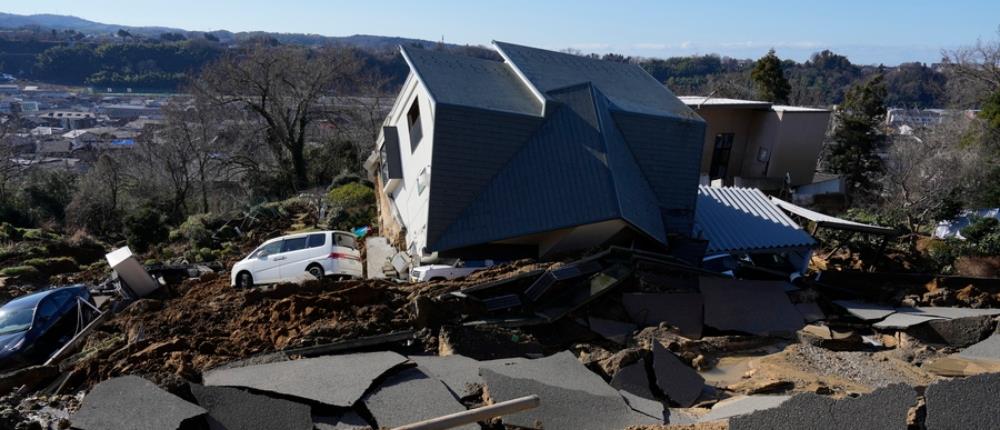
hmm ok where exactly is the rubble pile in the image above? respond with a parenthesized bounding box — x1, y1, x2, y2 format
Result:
(2, 243, 1000, 429)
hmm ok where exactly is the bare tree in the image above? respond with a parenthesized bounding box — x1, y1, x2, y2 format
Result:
(191, 44, 363, 191)
(942, 27, 1000, 107)
(878, 117, 985, 240)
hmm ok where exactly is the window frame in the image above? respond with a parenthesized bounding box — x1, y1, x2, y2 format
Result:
(281, 237, 308, 253)
(407, 98, 423, 152)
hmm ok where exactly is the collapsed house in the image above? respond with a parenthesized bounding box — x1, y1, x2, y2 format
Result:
(365, 41, 706, 264)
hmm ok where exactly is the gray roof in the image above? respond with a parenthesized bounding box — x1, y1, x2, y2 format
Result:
(494, 41, 700, 120)
(694, 186, 816, 253)
(397, 43, 705, 254)
(401, 46, 542, 116)
(431, 83, 669, 250)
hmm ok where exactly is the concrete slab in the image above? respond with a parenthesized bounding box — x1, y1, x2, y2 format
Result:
(588, 317, 637, 345)
(409, 354, 484, 397)
(202, 351, 407, 407)
(832, 300, 896, 321)
(960, 332, 1000, 362)
(363, 368, 475, 430)
(729, 384, 916, 430)
(873, 313, 947, 329)
(190, 385, 312, 430)
(652, 342, 705, 407)
(480, 369, 657, 430)
(313, 412, 371, 430)
(610, 360, 656, 400)
(698, 395, 791, 422)
(622, 292, 704, 338)
(924, 373, 1000, 430)
(71, 376, 206, 430)
(699, 278, 804, 337)
(619, 389, 666, 422)
(795, 302, 825, 323)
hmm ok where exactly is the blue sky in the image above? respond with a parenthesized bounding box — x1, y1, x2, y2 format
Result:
(5, 0, 999, 64)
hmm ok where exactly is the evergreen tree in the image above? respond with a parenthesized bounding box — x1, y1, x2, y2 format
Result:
(823, 74, 887, 196)
(750, 49, 791, 103)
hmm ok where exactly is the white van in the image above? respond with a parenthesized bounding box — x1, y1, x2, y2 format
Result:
(230, 230, 362, 288)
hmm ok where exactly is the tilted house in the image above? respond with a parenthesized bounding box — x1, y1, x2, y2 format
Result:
(367, 42, 705, 263)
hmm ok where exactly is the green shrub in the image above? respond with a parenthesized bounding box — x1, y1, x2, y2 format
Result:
(961, 217, 999, 242)
(23, 257, 79, 276)
(123, 205, 170, 254)
(326, 183, 375, 230)
(178, 214, 213, 249)
(20, 229, 60, 241)
(0, 223, 20, 242)
(0, 266, 41, 279)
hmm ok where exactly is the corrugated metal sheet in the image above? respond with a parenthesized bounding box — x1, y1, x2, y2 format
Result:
(694, 186, 815, 253)
(770, 197, 896, 235)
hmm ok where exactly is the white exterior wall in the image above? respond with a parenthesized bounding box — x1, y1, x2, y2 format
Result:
(377, 73, 436, 261)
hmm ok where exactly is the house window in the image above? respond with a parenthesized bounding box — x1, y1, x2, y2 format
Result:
(417, 166, 429, 195)
(709, 133, 734, 180)
(407, 98, 423, 152)
(756, 147, 770, 163)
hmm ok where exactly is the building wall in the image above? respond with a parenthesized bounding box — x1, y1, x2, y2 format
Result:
(693, 108, 761, 181)
(765, 110, 830, 186)
(375, 73, 436, 261)
(694, 107, 830, 187)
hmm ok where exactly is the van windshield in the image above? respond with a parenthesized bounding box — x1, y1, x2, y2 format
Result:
(333, 233, 357, 250)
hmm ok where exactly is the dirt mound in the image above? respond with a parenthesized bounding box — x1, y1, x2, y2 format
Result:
(62, 276, 439, 391)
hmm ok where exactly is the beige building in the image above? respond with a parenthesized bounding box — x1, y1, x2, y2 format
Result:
(679, 97, 831, 188)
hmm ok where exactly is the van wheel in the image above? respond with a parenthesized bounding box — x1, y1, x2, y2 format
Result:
(307, 265, 325, 280)
(236, 272, 254, 289)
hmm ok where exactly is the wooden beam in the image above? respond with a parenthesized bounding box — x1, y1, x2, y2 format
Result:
(392, 395, 540, 430)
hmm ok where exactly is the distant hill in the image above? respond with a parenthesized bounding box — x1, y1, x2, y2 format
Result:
(0, 12, 185, 35)
(0, 12, 450, 50)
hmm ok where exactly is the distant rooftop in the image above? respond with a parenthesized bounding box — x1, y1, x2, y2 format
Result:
(679, 96, 829, 112)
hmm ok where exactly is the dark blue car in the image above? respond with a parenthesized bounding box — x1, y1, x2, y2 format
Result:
(0, 286, 96, 371)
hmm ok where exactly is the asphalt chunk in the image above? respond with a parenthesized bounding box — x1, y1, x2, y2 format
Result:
(190, 384, 312, 430)
(71, 375, 206, 430)
(202, 351, 407, 407)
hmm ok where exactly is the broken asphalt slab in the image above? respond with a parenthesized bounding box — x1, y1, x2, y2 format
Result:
(71, 376, 206, 430)
(698, 395, 791, 422)
(588, 317, 637, 345)
(872, 312, 946, 329)
(832, 300, 896, 321)
(652, 342, 704, 407)
(202, 351, 407, 407)
(699, 277, 804, 337)
(622, 292, 704, 338)
(480, 369, 658, 429)
(313, 412, 371, 430)
(409, 354, 486, 398)
(610, 360, 656, 400)
(190, 384, 313, 430)
(959, 332, 1000, 362)
(362, 368, 476, 430)
(907, 315, 996, 347)
(618, 389, 666, 422)
(728, 383, 917, 430)
(480, 351, 620, 397)
(924, 373, 1000, 430)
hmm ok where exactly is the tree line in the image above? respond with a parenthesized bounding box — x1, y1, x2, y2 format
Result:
(0, 28, 957, 107)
